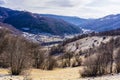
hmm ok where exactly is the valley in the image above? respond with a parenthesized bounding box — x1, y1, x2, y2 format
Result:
(0, 6, 120, 80)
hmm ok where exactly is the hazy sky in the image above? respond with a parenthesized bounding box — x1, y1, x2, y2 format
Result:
(1, 0, 120, 18)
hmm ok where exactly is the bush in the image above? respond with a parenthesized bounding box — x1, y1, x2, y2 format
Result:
(81, 67, 97, 77)
(81, 54, 99, 77)
(41, 56, 56, 70)
(32, 47, 45, 69)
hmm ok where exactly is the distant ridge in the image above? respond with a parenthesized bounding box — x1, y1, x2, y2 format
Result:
(0, 7, 82, 35)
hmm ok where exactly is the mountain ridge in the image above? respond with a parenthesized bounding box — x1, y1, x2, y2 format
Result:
(79, 14, 120, 32)
(0, 7, 82, 35)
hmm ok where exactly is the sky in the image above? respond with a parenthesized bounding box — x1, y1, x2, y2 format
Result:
(0, 0, 120, 18)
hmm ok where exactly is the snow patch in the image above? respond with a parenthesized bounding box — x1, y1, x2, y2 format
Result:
(81, 28, 93, 34)
(22, 28, 30, 31)
(0, 26, 2, 29)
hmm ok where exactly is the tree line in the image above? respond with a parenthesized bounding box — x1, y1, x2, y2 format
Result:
(81, 37, 120, 77)
(0, 28, 56, 75)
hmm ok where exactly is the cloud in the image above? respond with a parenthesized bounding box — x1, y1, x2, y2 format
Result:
(0, 0, 6, 5)
(1, 0, 120, 18)
(46, 0, 73, 7)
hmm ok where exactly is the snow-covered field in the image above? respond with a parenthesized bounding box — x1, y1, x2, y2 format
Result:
(22, 32, 63, 43)
(82, 74, 120, 80)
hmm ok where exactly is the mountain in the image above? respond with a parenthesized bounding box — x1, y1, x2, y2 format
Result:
(1, 6, 120, 35)
(80, 14, 120, 32)
(0, 7, 82, 35)
(0, 22, 21, 35)
(40, 14, 91, 26)
(0, 7, 20, 21)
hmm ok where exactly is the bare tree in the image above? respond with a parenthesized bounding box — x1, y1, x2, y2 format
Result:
(33, 48, 45, 68)
(115, 48, 120, 73)
(63, 51, 73, 67)
(6, 36, 33, 75)
(81, 38, 115, 77)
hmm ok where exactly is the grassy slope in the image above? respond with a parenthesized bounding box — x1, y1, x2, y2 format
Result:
(0, 65, 120, 80)
(0, 67, 80, 80)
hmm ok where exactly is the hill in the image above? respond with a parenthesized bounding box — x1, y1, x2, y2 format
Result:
(80, 14, 120, 32)
(0, 7, 82, 35)
(40, 14, 90, 26)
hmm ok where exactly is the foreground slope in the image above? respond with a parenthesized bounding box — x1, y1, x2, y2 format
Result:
(1, 67, 120, 80)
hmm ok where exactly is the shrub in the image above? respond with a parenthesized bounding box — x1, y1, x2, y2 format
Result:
(41, 56, 56, 70)
(32, 47, 45, 69)
(81, 67, 98, 77)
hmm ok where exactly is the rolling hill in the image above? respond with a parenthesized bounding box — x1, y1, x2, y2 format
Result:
(79, 14, 120, 32)
(39, 14, 90, 26)
(0, 7, 82, 35)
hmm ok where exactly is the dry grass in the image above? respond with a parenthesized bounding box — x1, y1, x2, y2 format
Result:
(30, 67, 80, 80)
(0, 69, 9, 75)
(1, 67, 120, 80)
(0, 67, 81, 80)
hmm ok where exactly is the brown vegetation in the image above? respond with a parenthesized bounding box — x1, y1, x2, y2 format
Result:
(0, 28, 56, 75)
(81, 37, 120, 77)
